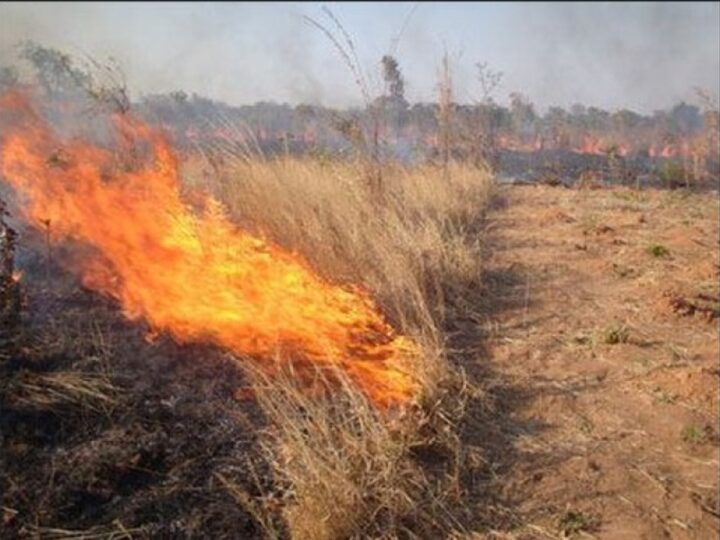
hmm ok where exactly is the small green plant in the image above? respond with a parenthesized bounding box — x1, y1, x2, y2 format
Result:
(604, 324, 629, 345)
(558, 510, 599, 536)
(682, 424, 709, 445)
(647, 243, 670, 258)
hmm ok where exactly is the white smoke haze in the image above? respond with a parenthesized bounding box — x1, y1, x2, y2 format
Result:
(0, 1, 718, 112)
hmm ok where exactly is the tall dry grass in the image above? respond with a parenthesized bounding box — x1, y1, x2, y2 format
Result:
(183, 155, 493, 539)
(187, 156, 491, 333)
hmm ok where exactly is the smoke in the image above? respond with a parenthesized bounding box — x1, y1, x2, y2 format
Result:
(514, 2, 720, 112)
(0, 3, 350, 106)
(0, 2, 717, 112)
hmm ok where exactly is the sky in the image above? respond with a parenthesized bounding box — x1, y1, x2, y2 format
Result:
(0, 2, 718, 113)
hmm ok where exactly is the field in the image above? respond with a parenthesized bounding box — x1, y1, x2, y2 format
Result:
(2, 150, 497, 538)
(0, 36, 718, 538)
(1, 127, 718, 538)
(480, 184, 719, 538)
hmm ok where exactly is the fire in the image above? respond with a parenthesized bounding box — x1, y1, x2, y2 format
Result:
(573, 136, 605, 155)
(661, 144, 674, 158)
(0, 93, 419, 407)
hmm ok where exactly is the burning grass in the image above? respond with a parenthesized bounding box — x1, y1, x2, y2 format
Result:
(1, 93, 493, 537)
(0, 95, 427, 407)
(183, 147, 493, 538)
(188, 155, 491, 333)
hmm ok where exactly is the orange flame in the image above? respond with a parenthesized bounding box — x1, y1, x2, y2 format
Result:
(573, 136, 605, 155)
(0, 94, 418, 407)
(661, 144, 675, 158)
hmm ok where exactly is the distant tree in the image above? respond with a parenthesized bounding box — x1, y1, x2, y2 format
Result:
(381, 55, 406, 104)
(0, 66, 18, 92)
(376, 54, 409, 134)
(18, 41, 129, 114)
(18, 41, 92, 99)
(586, 107, 611, 132)
(545, 106, 571, 147)
(570, 103, 586, 118)
(437, 51, 454, 174)
(295, 104, 317, 119)
(692, 89, 720, 182)
(476, 61, 503, 103)
(171, 90, 188, 104)
(669, 102, 702, 134)
(612, 109, 642, 140)
(468, 61, 504, 168)
(509, 92, 536, 140)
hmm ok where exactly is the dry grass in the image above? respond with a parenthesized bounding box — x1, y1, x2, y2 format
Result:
(252, 365, 426, 539)
(8, 370, 119, 414)
(186, 156, 491, 333)
(21, 523, 145, 539)
(243, 360, 474, 540)
(182, 155, 493, 538)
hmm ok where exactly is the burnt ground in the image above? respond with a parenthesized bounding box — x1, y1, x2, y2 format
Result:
(1, 241, 271, 538)
(465, 184, 719, 538)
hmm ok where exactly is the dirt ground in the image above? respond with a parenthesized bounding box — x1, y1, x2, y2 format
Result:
(474, 184, 719, 539)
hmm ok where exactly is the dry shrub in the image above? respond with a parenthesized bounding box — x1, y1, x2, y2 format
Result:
(181, 154, 492, 538)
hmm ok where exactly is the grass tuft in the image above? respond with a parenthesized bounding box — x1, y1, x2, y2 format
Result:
(604, 324, 629, 345)
(647, 243, 670, 258)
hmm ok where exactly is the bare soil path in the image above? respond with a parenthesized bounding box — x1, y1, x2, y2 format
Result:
(479, 185, 719, 539)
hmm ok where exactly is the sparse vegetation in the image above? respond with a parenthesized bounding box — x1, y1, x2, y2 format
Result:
(647, 243, 670, 258)
(655, 390, 677, 404)
(682, 424, 711, 445)
(558, 510, 599, 536)
(612, 262, 636, 278)
(604, 324, 630, 345)
(578, 417, 594, 435)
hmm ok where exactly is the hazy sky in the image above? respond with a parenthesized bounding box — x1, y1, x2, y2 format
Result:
(1, 2, 718, 113)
